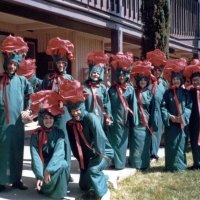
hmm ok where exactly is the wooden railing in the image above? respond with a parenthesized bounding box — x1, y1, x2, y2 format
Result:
(53, 0, 200, 38)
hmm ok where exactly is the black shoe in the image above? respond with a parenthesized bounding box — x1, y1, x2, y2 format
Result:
(150, 155, 159, 160)
(12, 181, 28, 190)
(68, 174, 74, 182)
(0, 185, 5, 192)
(188, 165, 200, 170)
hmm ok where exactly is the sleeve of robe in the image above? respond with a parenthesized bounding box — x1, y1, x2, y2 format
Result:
(30, 133, 44, 180)
(181, 90, 192, 126)
(46, 135, 67, 174)
(160, 90, 171, 127)
(102, 84, 113, 120)
(150, 93, 158, 132)
(87, 113, 107, 156)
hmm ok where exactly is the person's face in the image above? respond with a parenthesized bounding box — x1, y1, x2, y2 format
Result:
(118, 74, 126, 84)
(7, 61, 18, 74)
(139, 77, 148, 89)
(172, 77, 181, 88)
(71, 108, 82, 121)
(56, 61, 67, 73)
(91, 71, 100, 81)
(153, 67, 162, 79)
(43, 114, 54, 129)
(192, 76, 200, 90)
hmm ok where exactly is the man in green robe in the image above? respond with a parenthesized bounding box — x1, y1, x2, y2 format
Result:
(41, 37, 74, 181)
(161, 60, 192, 172)
(30, 110, 69, 199)
(108, 52, 138, 169)
(66, 91, 114, 199)
(0, 35, 33, 191)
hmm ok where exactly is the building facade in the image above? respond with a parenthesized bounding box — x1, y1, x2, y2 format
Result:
(0, 0, 199, 82)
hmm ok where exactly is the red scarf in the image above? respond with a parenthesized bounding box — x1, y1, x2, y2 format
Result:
(137, 89, 153, 135)
(48, 72, 63, 92)
(115, 83, 134, 124)
(0, 73, 11, 124)
(34, 127, 51, 165)
(68, 120, 109, 169)
(88, 82, 111, 121)
(172, 87, 184, 130)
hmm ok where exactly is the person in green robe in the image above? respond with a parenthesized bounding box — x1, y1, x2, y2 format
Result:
(129, 61, 157, 170)
(107, 52, 138, 169)
(147, 49, 168, 160)
(41, 37, 74, 181)
(0, 35, 33, 192)
(161, 59, 192, 172)
(83, 51, 113, 128)
(184, 60, 200, 170)
(30, 109, 69, 199)
(64, 82, 114, 200)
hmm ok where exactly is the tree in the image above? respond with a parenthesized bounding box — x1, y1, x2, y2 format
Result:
(141, 0, 170, 58)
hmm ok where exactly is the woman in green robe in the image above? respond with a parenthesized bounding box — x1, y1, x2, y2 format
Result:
(0, 35, 33, 192)
(30, 110, 69, 199)
(64, 82, 113, 200)
(83, 51, 113, 128)
(161, 59, 192, 172)
(129, 61, 156, 170)
(108, 52, 138, 169)
(41, 37, 74, 180)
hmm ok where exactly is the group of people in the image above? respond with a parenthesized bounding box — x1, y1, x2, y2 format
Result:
(0, 35, 199, 199)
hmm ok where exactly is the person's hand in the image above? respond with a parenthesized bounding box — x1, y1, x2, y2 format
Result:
(21, 110, 32, 123)
(175, 115, 182, 123)
(44, 170, 51, 184)
(106, 117, 113, 126)
(169, 114, 177, 123)
(36, 180, 43, 191)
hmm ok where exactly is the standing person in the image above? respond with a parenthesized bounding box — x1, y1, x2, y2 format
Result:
(184, 60, 200, 170)
(161, 58, 192, 172)
(83, 51, 113, 128)
(41, 37, 74, 181)
(107, 52, 138, 169)
(29, 90, 69, 199)
(147, 49, 168, 160)
(0, 35, 33, 191)
(17, 58, 42, 92)
(63, 80, 113, 200)
(129, 61, 157, 170)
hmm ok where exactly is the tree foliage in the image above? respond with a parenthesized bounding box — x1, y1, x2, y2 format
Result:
(141, 0, 170, 58)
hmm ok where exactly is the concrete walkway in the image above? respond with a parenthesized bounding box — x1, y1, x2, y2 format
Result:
(0, 122, 164, 200)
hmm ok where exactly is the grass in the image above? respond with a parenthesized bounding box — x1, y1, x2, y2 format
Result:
(111, 151, 200, 200)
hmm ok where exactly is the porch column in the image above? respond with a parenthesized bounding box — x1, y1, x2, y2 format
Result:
(111, 29, 123, 53)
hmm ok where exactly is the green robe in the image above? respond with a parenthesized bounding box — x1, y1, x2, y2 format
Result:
(30, 127, 69, 199)
(129, 88, 156, 169)
(189, 88, 200, 167)
(83, 81, 112, 127)
(149, 79, 168, 157)
(161, 88, 192, 171)
(108, 84, 138, 169)
(67, 112, 114, 198)
(0, 74, 33, 184)
(42, 72, 73, 171)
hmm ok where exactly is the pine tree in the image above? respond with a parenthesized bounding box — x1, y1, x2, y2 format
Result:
(141, 0, 170, 58)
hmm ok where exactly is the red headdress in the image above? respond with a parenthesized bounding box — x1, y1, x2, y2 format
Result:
(17, 59, 37, 79)
(163, 58, 187, 81)
(1, 35, 28, 55)
(59, 79, 89, 104)
(86, 50, 109, 66)
(46, 37, 74, 61)
(184, 59, 200, 80)
(131, 60, 153, 78)
(110, 52, 133, 71)
(30, 90, 65, 116)
(146, 49, 167, 67)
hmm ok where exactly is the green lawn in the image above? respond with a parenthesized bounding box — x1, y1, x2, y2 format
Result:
(111, 152, 200, 200)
